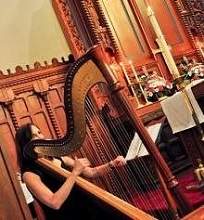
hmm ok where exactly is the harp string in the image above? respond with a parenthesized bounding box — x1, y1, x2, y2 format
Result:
(95, 86, 167, 187)
(88, 101, 171, 220)
(99, 113, 173, 219)
(85, 97, 149, 205)
(85, 98, 131, 201)
(73, 104, 123, 196)
(93, 108, 170, 220)
(70, 84, 172, 219)
(111, 118, 170, 217)
(98, 95, 173, 220)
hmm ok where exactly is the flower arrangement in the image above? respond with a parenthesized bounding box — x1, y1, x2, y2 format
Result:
(184, 64, 204, 81)
(139, 72, 176, 102)
(178, 57, 204, 82)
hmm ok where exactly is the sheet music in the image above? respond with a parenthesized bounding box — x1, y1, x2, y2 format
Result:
(20, 182, 34, 204)
(16, 172, 34, 204)
(125, 123, 162, 161)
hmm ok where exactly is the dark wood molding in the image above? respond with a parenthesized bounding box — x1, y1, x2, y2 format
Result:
(0, 58, 71, 94)
(52, 0, 85, 58)
(174, 0, 204, 62)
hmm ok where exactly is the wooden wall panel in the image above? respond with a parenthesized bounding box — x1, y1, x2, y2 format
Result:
(14, 100, 28, 115)
(146, 0, 193, 55)
(0, 124, 17, 169)
(55, 106, 66, 134)
(0, 153, 23, 219)
(0, 105, 7, 120)
(0, 60, 70, 172)
(101, 0, 152, 64)
(48, 85, 66, 134)
(49, 88, 63, 105)
(0, 144, 32, 220)
(0, 104, 17, 170)
(27, 95, 42, 112)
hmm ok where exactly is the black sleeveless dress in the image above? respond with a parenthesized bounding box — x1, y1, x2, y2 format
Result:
(22, 159, 130, 220)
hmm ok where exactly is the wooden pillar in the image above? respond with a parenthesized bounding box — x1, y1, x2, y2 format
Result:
(33, 80, 62, 138)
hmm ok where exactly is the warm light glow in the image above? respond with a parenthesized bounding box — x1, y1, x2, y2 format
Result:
(128, 60, 133, 65)
(104, 63, 117, 84)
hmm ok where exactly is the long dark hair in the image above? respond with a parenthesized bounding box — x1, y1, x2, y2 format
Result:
(15, 123, 34, 171)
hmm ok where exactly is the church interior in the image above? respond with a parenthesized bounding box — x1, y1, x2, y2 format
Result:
(0, 0, 204, 219)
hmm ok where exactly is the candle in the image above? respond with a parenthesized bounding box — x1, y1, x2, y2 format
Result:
(120, 62, 141, 106)
(147, 6, 180, 79)
(129, 61, 140, 83)
(129, 60, 149, 103)
(104, 63, 117, 84)
(120, 62, 131, 85)
(110, 64, 119, 82)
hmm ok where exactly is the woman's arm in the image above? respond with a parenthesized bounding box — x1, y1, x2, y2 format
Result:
(83, 156, 126, 178)
(23, 158, 89, 210)
(62, 156, 126, 178)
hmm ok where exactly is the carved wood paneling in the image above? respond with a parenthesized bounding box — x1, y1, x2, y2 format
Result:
(177, 0, 204, 38)
(174, 0, 204, 61)
(0, 92, 19, 170)
(0, 58, 72, 171)
(48, 85, 67, 135)
(52, 0, 204, 85)
(93, 0, 122, 59)
(52, 0, 85, 58)
(80, 0, 102, 45)
(33, 79, 63, 138)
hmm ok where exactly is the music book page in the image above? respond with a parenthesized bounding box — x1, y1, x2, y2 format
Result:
(125, 123, 161, 161)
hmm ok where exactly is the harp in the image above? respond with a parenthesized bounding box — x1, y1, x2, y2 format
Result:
(24, 45, 190, 219)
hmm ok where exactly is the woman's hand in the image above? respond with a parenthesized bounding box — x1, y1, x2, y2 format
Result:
(110, 156, 126, 168)
(72, 157, 91, 176)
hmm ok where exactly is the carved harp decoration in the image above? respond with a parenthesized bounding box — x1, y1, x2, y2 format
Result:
(24, 46, 107, 159)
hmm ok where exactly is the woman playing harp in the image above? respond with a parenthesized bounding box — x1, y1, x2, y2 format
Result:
(15, 123, 126, 219)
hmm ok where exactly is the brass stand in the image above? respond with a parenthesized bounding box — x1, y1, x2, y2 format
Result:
(186, 159, 204, 191)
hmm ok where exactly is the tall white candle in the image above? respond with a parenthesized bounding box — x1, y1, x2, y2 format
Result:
(147, 6, 180, 79)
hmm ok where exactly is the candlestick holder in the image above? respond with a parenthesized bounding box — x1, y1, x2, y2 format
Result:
(119, 62, 143, 108)
(186, 159, 204, 191)
(173, 75, 187, 91)
(132, 83, 147, 106)
(129, 61, 151, 105)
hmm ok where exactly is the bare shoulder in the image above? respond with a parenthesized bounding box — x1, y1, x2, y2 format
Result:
(22, 171, 54, 204)
(23, 171, 41, 183)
